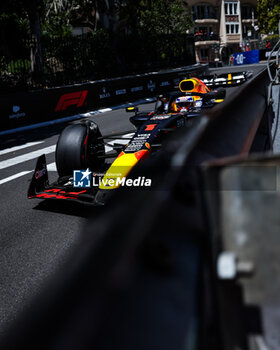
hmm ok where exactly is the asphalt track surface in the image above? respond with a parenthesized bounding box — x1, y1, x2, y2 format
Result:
(0, 63, 269, 335)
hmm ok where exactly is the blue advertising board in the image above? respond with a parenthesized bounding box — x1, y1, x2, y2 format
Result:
(231, 50, 260, 66)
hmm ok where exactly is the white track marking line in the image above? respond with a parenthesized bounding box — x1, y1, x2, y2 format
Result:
(0, 141, 44, 156)
(0, 171, 32, 185)
(104, 133, 133, 152)
(47, 162, 57, 172)
(0, 161, 57, 185)
(122, 133, 134, 139)
(0, 145, 56, 170)
(0, 132, 135, 182)
(98, 108, 113, 113)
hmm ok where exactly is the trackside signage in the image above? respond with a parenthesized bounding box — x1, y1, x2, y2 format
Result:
(55, 90, 88, 112)
(230, 50, 259, 66)
(9, 106, 26, 120)
(0, 64, 207, 132)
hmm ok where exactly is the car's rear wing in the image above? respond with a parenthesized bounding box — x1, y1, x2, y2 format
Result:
(200, 71, 253, 87)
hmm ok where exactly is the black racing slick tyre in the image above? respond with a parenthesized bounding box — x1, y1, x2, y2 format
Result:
(56, 124, 88, 177)
(55, 123, 105, 177)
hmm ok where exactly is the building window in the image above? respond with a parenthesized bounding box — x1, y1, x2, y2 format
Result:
(225, 2, 238, 15)
(192, 4, 214, 20)
(200, 48, 209, 60)
(226, 23, 239, 34)
(243, 24, 257, 39)
(225, 1, 239, 34)
(241, 5, 255, 19)
(195, 26, 213, 36)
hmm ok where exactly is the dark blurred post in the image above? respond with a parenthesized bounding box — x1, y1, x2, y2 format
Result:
(29, 10, 43, 85)
(212, 43, 220, 67)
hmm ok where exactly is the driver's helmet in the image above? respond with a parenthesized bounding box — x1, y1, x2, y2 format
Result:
(172, 96, 194, 112)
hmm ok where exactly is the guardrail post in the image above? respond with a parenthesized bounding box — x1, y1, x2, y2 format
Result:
(272, 85, 280, 151)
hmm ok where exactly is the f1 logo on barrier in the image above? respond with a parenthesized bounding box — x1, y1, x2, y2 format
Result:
(55, 90, 88, 112)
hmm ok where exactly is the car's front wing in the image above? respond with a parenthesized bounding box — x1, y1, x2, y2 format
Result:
(28, 154, 105, 206)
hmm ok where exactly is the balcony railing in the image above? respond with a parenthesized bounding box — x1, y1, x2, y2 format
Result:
(192, 14, 215, 20)
(194, 34, 219, 42)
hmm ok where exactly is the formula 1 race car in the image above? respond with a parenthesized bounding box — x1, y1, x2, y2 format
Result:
(27, 77, 227, 205)
(128, 77, 225, 127)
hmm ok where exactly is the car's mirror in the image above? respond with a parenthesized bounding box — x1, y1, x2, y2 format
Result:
(179, 79, 194, 92)
(126, 106, 139, 113)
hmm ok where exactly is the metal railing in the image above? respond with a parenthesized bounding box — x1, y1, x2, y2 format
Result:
(194, 34, 219, 42)
(0, 33, 195, 93)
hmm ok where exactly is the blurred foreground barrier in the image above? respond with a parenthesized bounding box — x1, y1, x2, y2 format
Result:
(0, 64, 207, 132)
(0, 65, 277, 350)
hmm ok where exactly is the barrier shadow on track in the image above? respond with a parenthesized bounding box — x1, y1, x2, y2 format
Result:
(0, 122, 69, 150)
(32, 200, 100, 219)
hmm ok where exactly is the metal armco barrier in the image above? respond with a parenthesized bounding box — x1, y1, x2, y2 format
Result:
(0, 65, 276, 350)
(0, 64, 207, 132)
(190, 63, 274, 159)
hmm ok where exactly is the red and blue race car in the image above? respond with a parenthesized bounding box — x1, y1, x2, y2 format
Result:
(28, 73, 249, 205)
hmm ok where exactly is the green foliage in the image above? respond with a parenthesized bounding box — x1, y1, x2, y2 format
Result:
(257, 0, 280, 34)
(0, 0, 81, 39)
(140, 0, 193, 35)
(42, 19, 73, 39)
(115, 0, 193, 35)
(42, 10, 73, 39)
(0, 7, 30, 43)
(0, 0, 196, 90)
(265, 34, 280, 41)
(1, 0, 193, 39)
(115, 0, 146, 34)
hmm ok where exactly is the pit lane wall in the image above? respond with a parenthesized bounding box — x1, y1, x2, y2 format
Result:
(0, 64, 207, 133)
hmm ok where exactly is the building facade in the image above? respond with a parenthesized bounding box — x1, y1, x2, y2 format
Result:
(188, 0, 258, 63)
